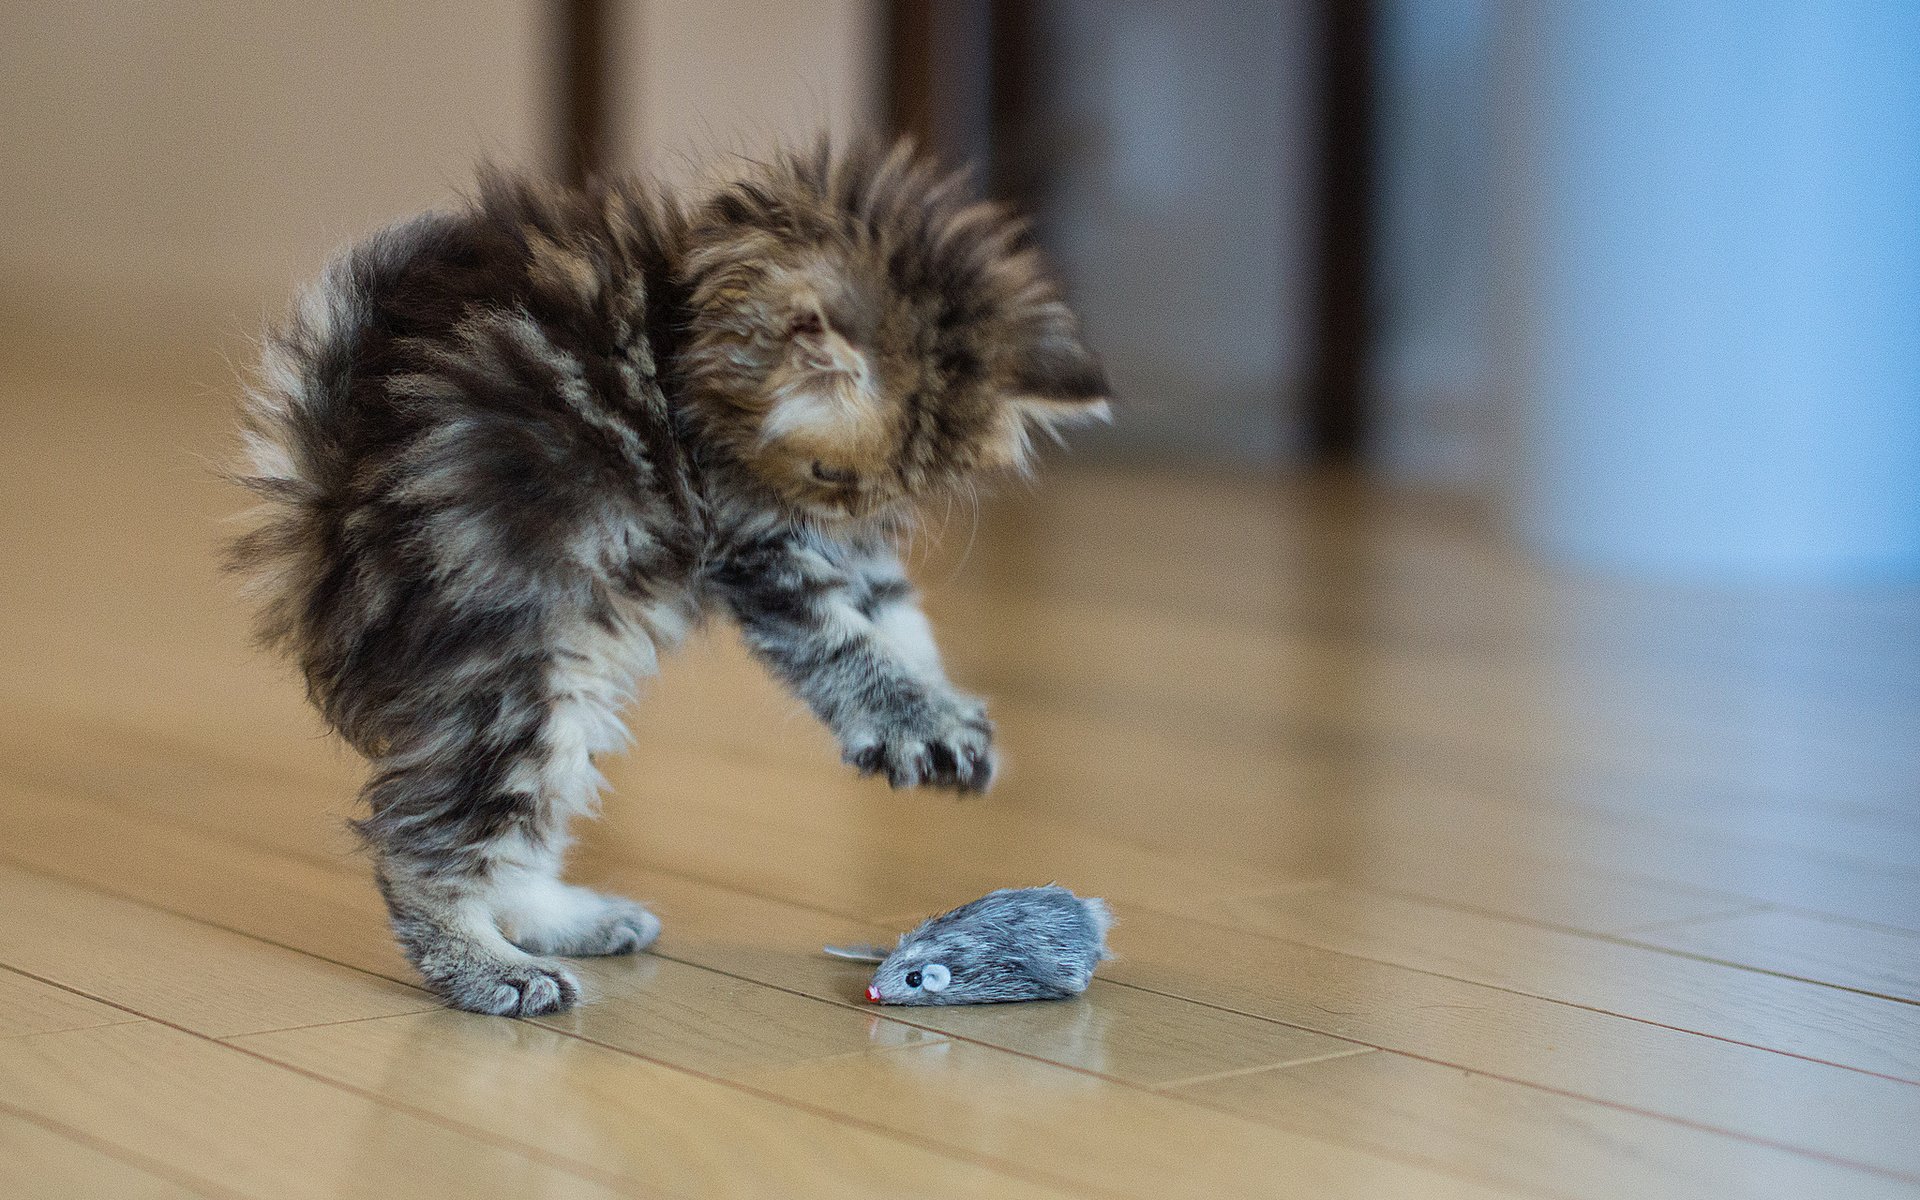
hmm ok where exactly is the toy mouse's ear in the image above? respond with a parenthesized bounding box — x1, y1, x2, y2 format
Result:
(921, 963, 951, 993)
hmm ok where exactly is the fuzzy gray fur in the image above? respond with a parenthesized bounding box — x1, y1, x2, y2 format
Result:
(867, 886, 1113, 1005)
(227, 144, 1109, 1017)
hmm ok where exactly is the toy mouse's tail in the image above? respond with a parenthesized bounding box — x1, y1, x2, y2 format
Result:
(1080, 896, 1115, 959)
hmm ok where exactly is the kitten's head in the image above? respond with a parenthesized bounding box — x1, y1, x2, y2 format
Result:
(679, 140, 1110, 523)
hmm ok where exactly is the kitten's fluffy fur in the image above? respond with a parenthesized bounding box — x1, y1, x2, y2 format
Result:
(229, 140, 1109, 1016)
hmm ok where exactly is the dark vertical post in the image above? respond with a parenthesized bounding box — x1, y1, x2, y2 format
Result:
(1305, 0, 1376, 464)
(555, 0, 614, 185)
(884, 1, 994, 177)
(885, 1, 936, 147)
(986, 0, 1040, 211)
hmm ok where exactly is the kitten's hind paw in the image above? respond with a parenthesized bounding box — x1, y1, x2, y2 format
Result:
(440, 959, 582, 1018)
(554, 900, 662, 957)
(504, 892, 662, 958)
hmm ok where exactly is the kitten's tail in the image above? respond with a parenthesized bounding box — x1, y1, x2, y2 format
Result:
(224, 212, 448, 656)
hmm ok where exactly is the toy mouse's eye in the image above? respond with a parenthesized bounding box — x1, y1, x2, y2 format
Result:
(920, 963, 951, 993)
(904, 970, 922, 989)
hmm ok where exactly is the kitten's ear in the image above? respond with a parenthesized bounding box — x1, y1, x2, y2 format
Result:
(1008, 393, 1113, 432)
(1002, 310, 1112, 435)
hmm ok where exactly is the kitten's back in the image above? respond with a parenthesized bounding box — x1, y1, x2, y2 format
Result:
(227, 175, 694, 728)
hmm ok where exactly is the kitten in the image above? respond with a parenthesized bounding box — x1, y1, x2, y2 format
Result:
(229, 140, 1110, 1016)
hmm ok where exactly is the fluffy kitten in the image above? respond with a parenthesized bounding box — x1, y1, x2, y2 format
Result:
(229, 140, 1110, 1016)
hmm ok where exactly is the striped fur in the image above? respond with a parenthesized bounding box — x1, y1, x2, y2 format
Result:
(228, 140, 1108, 1016)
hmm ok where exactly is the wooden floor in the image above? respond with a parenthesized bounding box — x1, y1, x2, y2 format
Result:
(3, 365, 1919, 1198)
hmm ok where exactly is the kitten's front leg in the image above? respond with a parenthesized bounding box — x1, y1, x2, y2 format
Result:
(715, 532, 995, 792)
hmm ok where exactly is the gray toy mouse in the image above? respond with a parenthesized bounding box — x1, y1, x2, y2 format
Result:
(824, 885, 1112, 1005)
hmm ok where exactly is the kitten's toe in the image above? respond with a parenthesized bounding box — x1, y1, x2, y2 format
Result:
(954, 742, 997, 792)
(928, 714, 995, 792)
(443, 960, 581, 1018)
(567, 901, 662, 957)
(886, 741, 932, 788)
(844, 737, 886, 775)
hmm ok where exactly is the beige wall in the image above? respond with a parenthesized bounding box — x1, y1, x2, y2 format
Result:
(0, 1, 547, 321)
(0, 0, 877, 368)
(615, 0, 879, 187)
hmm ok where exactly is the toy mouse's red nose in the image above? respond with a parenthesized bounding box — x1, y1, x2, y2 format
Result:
(865, 985, 881, 1003)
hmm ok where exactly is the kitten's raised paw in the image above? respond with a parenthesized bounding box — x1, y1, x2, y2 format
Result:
(845, 701, 996, 793)
(443, 960, 581, 1018)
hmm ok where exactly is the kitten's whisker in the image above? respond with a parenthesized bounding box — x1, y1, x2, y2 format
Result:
(946, 478, 982, 582)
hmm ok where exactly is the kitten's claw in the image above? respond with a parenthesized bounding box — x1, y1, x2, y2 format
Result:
(843, 699, 995, 793)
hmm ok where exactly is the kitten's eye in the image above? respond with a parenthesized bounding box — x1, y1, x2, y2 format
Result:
(811, 461, 856, 485)
(788, 309, 826, 339)
(920, 963, 951, 993)
(904, 970, 923, 989)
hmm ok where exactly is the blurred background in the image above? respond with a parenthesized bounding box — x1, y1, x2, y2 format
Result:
(2, 12, 1919, 1190)
(4, 0, 1918, 579)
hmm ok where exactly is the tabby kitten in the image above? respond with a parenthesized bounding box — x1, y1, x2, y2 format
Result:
(230, 140, 1110, 1016)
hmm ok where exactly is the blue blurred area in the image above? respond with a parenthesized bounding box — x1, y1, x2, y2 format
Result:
(1382, 0, 1920, 580)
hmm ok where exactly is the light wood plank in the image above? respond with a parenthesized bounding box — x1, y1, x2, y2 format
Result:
(1632, 908, 1920, 1004)
(232, 1011, 1074, 1200)
(0, 967, 139, 1040)
(0, 862, 434, 1037)
(1327, 836, 1757, 936)
(740, 1040, 1518, 1200)
(1100, 905, 1920, 1180)
(0, 1107, 206, 1200)
(1171, 1038, 1918, 1200)
(0, 776, 424, 985)
(931, 595, 1920, 863)
(0, 1023, 625, 1199)
(540, 952, 946, 1079)
(1196, 885, 1920, 1080)
(0, 702, 363, 868)
(1355, 781, 1920, 934)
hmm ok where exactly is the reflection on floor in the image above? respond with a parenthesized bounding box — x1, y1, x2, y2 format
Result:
(1, 371, 1916, 1198)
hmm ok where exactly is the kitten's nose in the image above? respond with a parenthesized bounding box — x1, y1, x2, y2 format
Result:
(865, 985, 881, 1003)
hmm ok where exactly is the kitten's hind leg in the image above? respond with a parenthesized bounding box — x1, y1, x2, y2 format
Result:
(362, 728, 597, 1016)
(376, 857, 583, 1017)
(360, 607, 665, 1014)
(490, 628, 663, 961)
